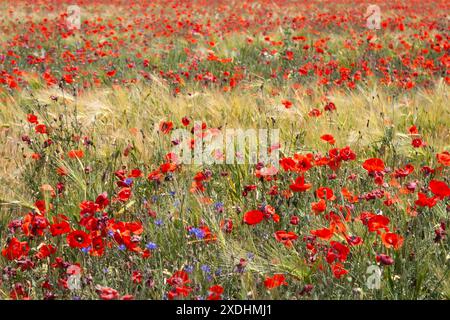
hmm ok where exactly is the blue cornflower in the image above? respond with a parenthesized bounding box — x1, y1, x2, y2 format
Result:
(201, 265, 211, 274)
(146, 242, 158, 250)
(184, 265, 194, 273)
(214, 202, 224, 209)
(214, 202, 224, 213)
(81, 246, 91, 254)
(189, 227, 205, 239)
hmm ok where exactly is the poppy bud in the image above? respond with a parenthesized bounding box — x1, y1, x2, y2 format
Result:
(299, 284, 313, 296)
(290, 215, 300, 225)
(405, 181, 417, 192)
(376, 254, 394, 265)
(21, 135, 31, 144)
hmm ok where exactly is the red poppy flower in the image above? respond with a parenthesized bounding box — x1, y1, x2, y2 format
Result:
(363, 158, 385, 173)
(311, 227, 334, 240)
(34, 199, 48, 214)
(95, 192, 109, 210)
(160, 162, 177, 173)
(35, 244, 56, 260)
(274, 230, 298, 247)
(429, 180, 450, 199)
(436, 151, 450, 166)
(209, 284, 224, 295)
(128, 169, 142, 178)
(113, 231, 139, 252)
(243, 210, 264, 225)
(320, 134, 335, 145)
(264, 274, 287, 289)
(408, 125, 418, 135)
(339, 146, 356, 161)
(182, 117, 190, 126)
(311, 199, 326, 214)
(293, 154, 314, 172)
(167, 270, 190, 287)
(324, 102, 336, 112)
(68, 149, 84, 159)
(308, 108, 322, 117)
(289, 175, 312, 192)
(148, 169, 163, 181)
(96, 286, 119, 300)
(207, 285, 224, 300)
(367, 215, 390, 233)
(79, 200, 99, 217)
(21, 213, 49, 237)
(9, 283, 29, 300)
(381, 232, 404, 250)
(128, 222, 143, 235)
(167, 270, 192, 300)
(220, 218, 233, 233)
(117, 187, 132, 202)
(106, 70, 116, 77)
(35, 124, 47, 134)
(159, 121, 173, 134)
(411, 138, 425, 148)
(359, 212, 377, 223)
(326, 241, 350, 264)
(331, 263, 348, 279)
(330, 215, 348, 235)
(341, 188, 358, 203)
(393, 164, 414, 178)
(345, 235, 363, 246)
(168, 285, 192, 300)
(89, 236, 105, 257)
(67, 230, 91, 248)
(199, 225, 217, 242)
(50, 218, 70, 237)
(132, 270, 142, 284)
(316, 187, 335, 201)
(281, 99, 293, 109)
(279, 157, 296, 171)
(415, 192, 438, 208)
(2, 237, 30, 261)
(264, 205, 279, 223)
(27, 114, 38, 124)
(285, 51, 294, 60)
(63, 74, 74, 84)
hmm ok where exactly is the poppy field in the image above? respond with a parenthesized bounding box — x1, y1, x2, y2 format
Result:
(0, 0, 449, 300)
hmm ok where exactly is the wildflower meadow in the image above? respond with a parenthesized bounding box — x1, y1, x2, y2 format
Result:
(0, 0, 448, 302)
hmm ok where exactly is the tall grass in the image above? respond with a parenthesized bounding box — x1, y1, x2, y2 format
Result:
(0, 80, 448, 299)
